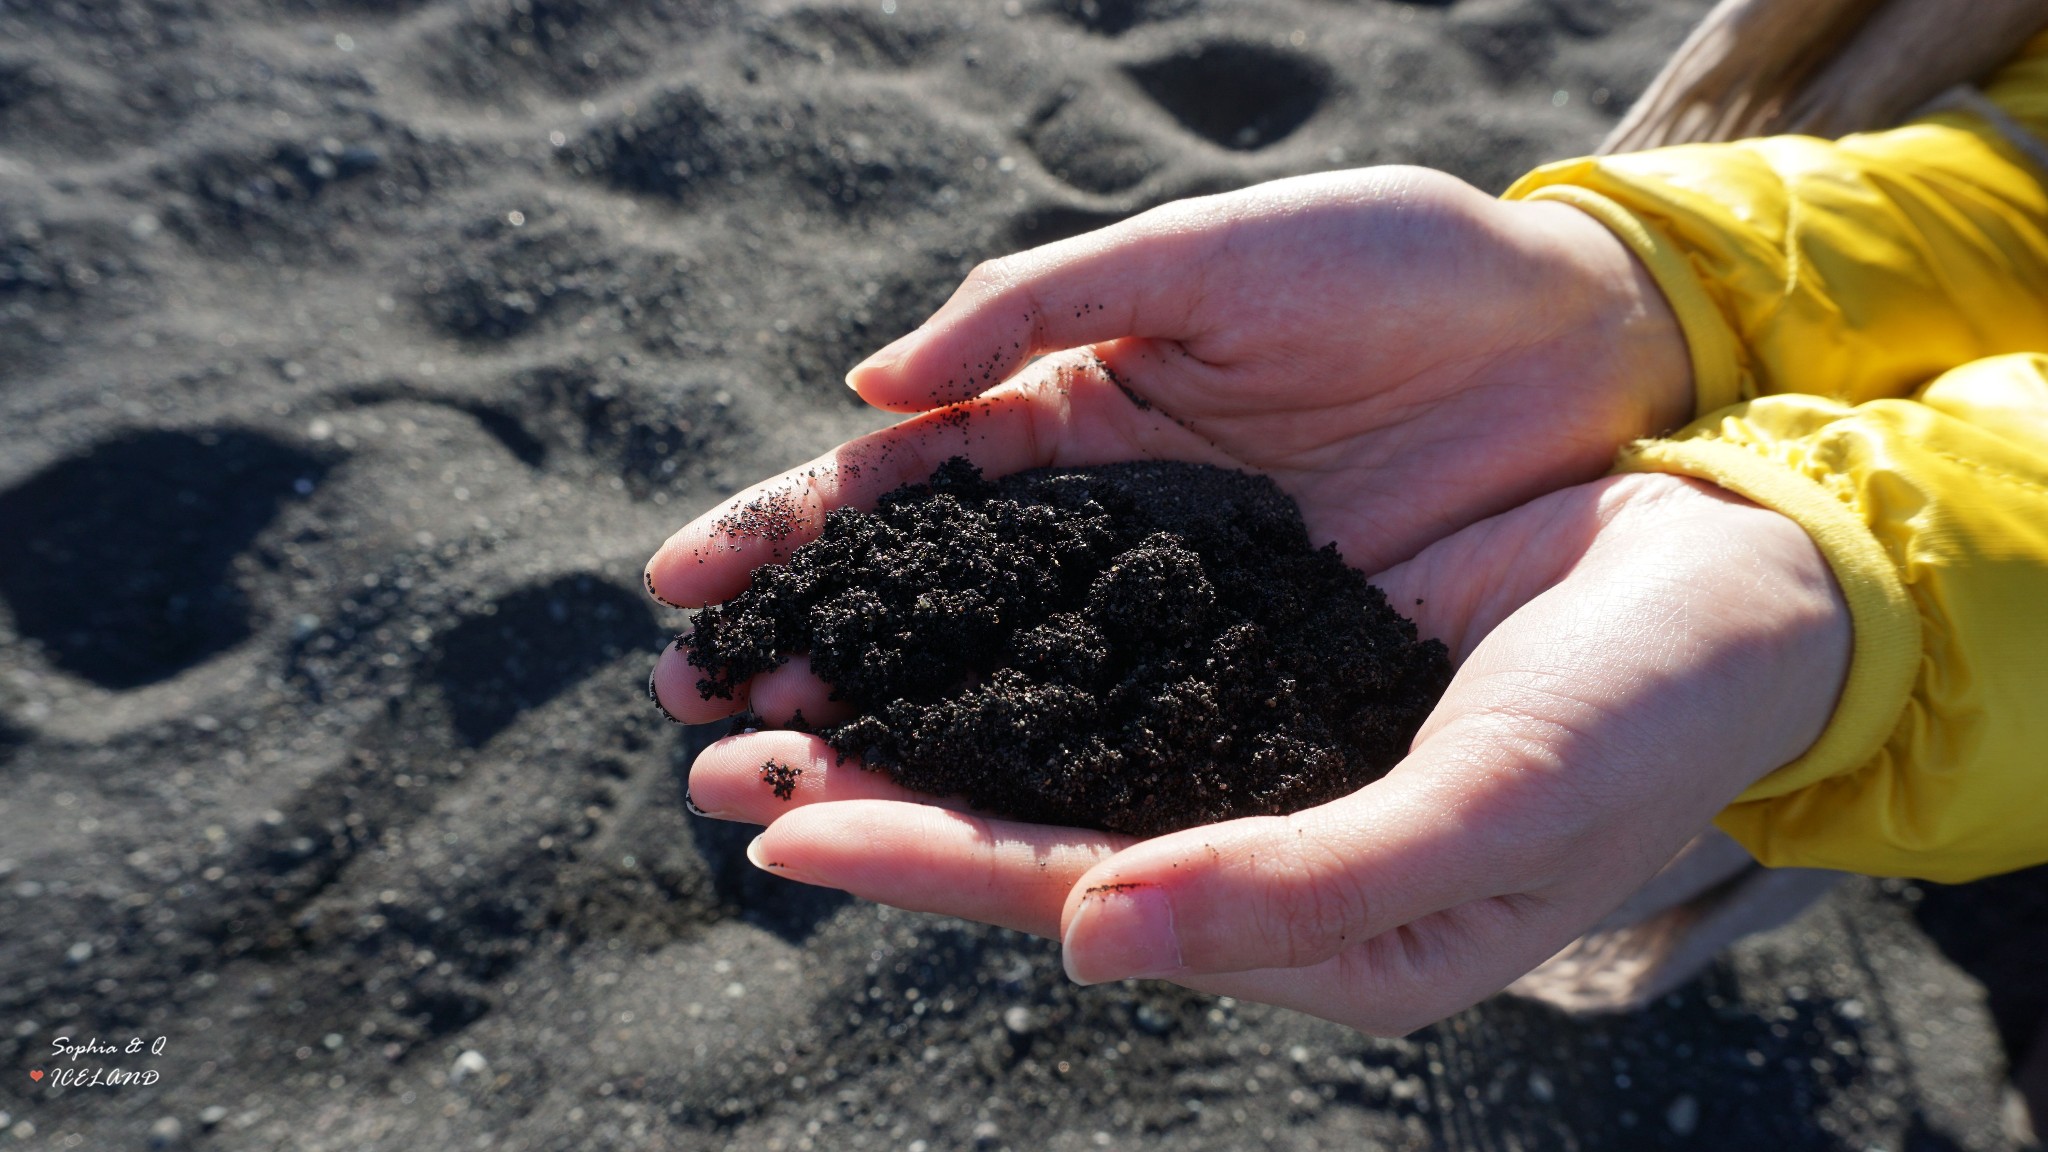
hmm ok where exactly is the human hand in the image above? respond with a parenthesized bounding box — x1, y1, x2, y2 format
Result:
(682, 472, 1851, 1034)
(645, 166, 1690, 667)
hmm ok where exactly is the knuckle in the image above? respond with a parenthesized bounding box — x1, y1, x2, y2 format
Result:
(960, 257, 1017, 298)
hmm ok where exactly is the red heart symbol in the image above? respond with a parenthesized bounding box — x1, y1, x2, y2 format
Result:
(29, 1070, 43, 1082)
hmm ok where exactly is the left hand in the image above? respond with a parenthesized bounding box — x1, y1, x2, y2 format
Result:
(645, 168, 1693, 725)
(684, 472, 1851, 1034)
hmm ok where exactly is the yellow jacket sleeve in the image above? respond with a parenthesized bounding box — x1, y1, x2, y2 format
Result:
(1499, 39, 2048, 882)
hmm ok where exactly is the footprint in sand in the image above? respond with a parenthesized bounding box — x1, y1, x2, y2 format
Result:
(1126, 40, 1332, 151)
(425, 573, 661, 746)
(569, 83, 980, 221)
(0, 428, 330, 690)
(204, 569, 703, 1035)
(1451, 0, 1563, 83)
(1053, 0, 1158, 37)
(418, 0, 722, 99)
(1027, 92, 1167, 195)
(335, 361, 754, 497)
(156, 136, 394, 250)
(755, 4, 954, 70)
(416, 211, 614, 343)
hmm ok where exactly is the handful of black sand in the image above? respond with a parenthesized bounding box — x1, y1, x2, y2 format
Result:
(684, 459, 1451, 837)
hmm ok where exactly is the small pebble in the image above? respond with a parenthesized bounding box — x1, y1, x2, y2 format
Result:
(1133, 1003, 1174, 1035)
(1003, 1006, 1035, 1035)
(1666, 1093, 1699, 1136)
(450, 1049, 489, 1084)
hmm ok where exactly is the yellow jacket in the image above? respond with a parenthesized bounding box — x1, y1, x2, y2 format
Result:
(1504, 35, 2048, 883)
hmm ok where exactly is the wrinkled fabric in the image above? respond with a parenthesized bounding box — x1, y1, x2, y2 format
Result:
(1501, 36, 2048, 882)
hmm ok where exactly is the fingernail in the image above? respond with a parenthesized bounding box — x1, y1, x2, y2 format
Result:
(1062, 884, 1183, 985)
(683, 790, 714, 818)
(744, 835, 808, 882)
(644, 569, 680, 609)
(848, 328, 921, 384)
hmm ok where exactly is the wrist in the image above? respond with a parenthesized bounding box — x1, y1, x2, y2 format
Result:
(1614, 435, 1919, 811)
(1713, 489, 1857, 781)
(1608, 472, 1855, 789)
(1509, 198, 1694, 438)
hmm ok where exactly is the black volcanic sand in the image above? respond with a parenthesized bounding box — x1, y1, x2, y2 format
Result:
(3, 0, 2044, 1148)
(686, 459, 1451, 836)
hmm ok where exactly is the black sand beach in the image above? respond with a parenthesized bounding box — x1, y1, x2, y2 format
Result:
(2, 0, 2044, 1148)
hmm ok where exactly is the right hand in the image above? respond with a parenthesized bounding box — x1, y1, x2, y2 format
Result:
(648, 165, 1691, 720)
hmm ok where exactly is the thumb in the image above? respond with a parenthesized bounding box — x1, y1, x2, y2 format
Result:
(1055, 753, 1539, 985)
(846, 200, 1229, 413)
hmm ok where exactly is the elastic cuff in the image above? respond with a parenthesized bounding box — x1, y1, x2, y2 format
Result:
(1614, 437, 1920, 802)
(1513, 185, 1744, 419)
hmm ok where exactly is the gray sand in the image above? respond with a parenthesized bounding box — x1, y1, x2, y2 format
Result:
(1, 0, 2043, 1148)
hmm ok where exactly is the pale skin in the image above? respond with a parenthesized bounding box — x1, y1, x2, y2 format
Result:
(645, 166, 1853, 1035)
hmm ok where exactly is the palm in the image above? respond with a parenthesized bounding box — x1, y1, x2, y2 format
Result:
(680, 474, 1849, 1034)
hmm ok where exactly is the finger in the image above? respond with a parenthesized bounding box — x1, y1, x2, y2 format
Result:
(739, 760, 1572, 1034)
(737, 781, 1547, 1031)
(845, 198, 1232, 412)
(653, 646, 851, 727)
(1054, 764, 1517, 984)
(748, 654, 854, 728)
(645, 351, 1225, 608)
(746, 791, 1564, 1034)
(1052, 742, 1622, 987)
(746, 799, 1133, 939)
(650, 639, 748, 724)
(687, 729, 975, 824)
(1169, 897, 1567, 1037)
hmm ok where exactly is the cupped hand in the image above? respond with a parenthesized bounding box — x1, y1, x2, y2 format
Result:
(645, 166, 1690, 647)
(684, 472, 1851, 1035)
